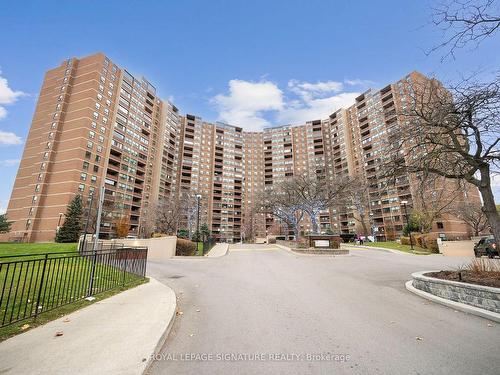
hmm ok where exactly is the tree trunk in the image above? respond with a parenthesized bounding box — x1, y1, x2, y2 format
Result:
(478, 183, 500, 249)
(360, 218, 369, 237)
(309, 213, 319, 234)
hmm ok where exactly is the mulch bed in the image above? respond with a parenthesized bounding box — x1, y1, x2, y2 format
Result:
(425, 271, 500, 288)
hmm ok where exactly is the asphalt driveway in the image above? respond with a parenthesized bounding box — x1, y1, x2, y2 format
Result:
(146, 245, 499, 375)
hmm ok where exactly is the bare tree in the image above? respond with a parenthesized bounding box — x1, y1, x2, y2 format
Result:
(154, 199, 183, 235)
(410, 172, 464, 233)
(255, 186, 304, 240)
(279, 174, 352, 234)
(386, 76, 500, 247)
(341, 176, 371, 236)
(454, 202, 490, 235)
(430, 0, 500, 59)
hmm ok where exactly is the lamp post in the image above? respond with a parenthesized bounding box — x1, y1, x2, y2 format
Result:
(401, 200, 414, 250)
(195, 194, 202, 252)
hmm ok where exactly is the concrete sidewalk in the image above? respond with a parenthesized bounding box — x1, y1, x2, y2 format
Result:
(205, 243, 229, 257)
(0, 277, 176, 375)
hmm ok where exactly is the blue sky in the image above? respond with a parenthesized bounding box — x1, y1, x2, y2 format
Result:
(0, 0, 499, 211)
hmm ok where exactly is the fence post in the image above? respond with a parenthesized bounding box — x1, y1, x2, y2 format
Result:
(34, 254, 48, 318)
(87, 250, 98, 297)
(122, 248, 128, 286)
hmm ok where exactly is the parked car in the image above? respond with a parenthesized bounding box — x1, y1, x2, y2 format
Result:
(474, 236, 498, 258)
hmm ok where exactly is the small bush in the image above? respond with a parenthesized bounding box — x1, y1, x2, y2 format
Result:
(421, 233, 439, 253)
(152, 232, 167, 238)
(465, 258, 500, 274)
(400, 236, 411, 246)
(176, 238, 196, 256)
(268, 237, 276, 244)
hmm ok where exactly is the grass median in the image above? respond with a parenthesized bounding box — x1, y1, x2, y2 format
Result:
(360, 241, 432, 255)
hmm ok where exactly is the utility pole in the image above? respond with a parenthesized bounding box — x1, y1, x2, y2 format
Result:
(81, 192, 94, 252)
(88, 185, 105, 296)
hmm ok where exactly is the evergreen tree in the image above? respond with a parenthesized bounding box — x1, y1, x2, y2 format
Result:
(200, 223, 211, 242)
(55, 195, 84, 243)
(0, 214, 12, 233)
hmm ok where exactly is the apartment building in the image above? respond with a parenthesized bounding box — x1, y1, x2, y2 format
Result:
(2, 53, 478, 243)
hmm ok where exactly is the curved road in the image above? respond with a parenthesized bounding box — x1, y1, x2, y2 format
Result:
(146, 244, 499, 375)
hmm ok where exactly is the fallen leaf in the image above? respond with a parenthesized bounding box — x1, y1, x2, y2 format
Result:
(20, 324, 30, 330)
(176, 311, 183, 316)
(62, 318, 70, 323)
(55, 331, 64, 337)
(415, 337, 423, 341)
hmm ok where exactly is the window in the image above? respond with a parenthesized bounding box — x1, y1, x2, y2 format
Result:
(98, 136, 104, 143)
(80, 173, 87, 181)
(43, 152, 49, 159)
(46, 142, 51, 149)
(51, 122, 57, 129)
(97, 145, 103, 153)
(89, 186, 95, 195)
(78, 184, 85, 192)
(82, 161, 89, 170)
(91, 175, 97, 183)
(97, 93, 103, 101)
(95, 103, 101, 110)
(93, 165, 99, 173)
(95, 155, 101, 162)
(48, 132, 54, 139)
(89, 131, 95, 139)
(37, 173, 43, 181)
(53, 113, 58, 119)
(28, 207, 34, 216)
(35, 184, 40, 192)
(40, 163, 46, 170)
(437, 222, 444, 229)
(93, 112, 99, 119)
(26, 219, 32, 230)
(87, 141, 93, 149)
(85, 151, 91, 159)
(32, 196, 37, 204)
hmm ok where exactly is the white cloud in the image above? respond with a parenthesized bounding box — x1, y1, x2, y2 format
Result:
(345, 78, 375, 86)
(211, 77, 363, 130)
(0, 70, 25, 144)
(0, 130, 22, 145)
(277, 92, 361, 125)
(0, 159, 20, 167)
(212, 79, 284, 131)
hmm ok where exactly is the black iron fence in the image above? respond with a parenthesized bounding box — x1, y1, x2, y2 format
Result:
(0, 247, 147, 328)
(202, 239, 216, 255)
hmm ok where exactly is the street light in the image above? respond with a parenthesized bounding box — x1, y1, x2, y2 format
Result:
(401, 200, 414, 250)
(195, 194, 202, 244)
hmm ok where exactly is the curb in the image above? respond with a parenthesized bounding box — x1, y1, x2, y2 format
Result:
(205, 243, 229, 257)
(275, 244, 352, 257)
(341, 244, 432, 256)
(405, 280, 500, 323)
(143, 278, 177, 374)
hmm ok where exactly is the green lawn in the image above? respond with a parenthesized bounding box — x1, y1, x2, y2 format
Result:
(362, 241, 432, 255)
(0, 242, 146, 339)
(0, 242, 78, 258)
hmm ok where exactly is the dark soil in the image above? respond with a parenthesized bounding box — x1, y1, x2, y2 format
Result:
(426, 270, 500, 288)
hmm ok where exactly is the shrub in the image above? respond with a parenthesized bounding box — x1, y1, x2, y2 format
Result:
(176, 238, 196, 256)
(421, 233, 439, 253)
(268, 237, 276, 244)
(400, 236, 411, 246)
(465, 258, 500, 274)
(152, 232, 167, 238)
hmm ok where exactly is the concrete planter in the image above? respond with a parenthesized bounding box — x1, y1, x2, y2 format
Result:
(411, 271, 500, 314)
